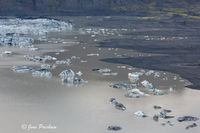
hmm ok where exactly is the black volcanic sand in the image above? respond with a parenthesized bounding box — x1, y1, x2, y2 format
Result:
(94, 17, 200, 90)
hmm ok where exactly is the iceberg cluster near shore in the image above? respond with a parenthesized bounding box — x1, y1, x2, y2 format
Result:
(0, 18, 73, 47)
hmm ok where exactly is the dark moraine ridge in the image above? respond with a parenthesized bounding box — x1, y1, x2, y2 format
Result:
(0, 0, 200, 16)
(97, 17, 200, 90)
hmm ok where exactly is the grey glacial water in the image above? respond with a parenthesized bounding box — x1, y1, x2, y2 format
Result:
(0, 16, 200, 133)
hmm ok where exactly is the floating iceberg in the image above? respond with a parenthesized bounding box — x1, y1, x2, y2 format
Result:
(177, 116, 199, 122)
(41, 64, 57, 70)
(93, 68, 118, 76)
(128, 72, 143, 82)
(1, 51, 12, 56)
(153, 115, 159, 121)
(145, 70, 154, 76)
(154, 72, 161, 78)
(110, 83, 137, 90)
(73, 78, 87, 84)
(134, 111, 148, 117)
(125, 92, 140, 98)
(107, 126, 122, 131)
(93, 68, 111, 73)
(12, 66, 38, 73)
(141, 80, 163, 95)
(24, 55, 46, 63)
(32, 71, 52, 78)
(110, 98, 126, 111)
(125, 89, 149, 98)
(59, 69, 86, 84)
(12, 65, 52, 78)
(24, 55, 57, 63)
(186, 123, 197, 130)
(160, 109, 174, 119)
(102, 72, 118, 76)
(56, 59, 71, 65)
(87, 53, 99, 56)
(76, 71, 83, 76)
(59, 69, 75, 83)
(141, 80, 154, 90)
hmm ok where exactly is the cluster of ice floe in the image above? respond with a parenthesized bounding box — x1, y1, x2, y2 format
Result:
(12, 52, 86, 83)
(144, 35, 188, 41)
(108, 67, 198, 130)
(0, 18, 73, 47)
(24, 55, 57, 63)
(79, 28, 129, 36)
(12, 66, 52, 78)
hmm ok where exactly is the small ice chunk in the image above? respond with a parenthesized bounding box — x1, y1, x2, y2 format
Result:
(145, 70, 154, 76)
(128, 72, 143, 82)
(153, 115, 159, 121)
(71, 56, 80, 60)
(59, 69, 75, 83)
(110, 83, 137, 90)
(154, 88, 164, 95)
(131, 89, 145, 95)
(76, 71, 83, 76)
(110, 98, 126, 111)
(107, 126, 122, 131)
(173, 76, 177, 80)
(24, 55, 46, 63)
(169, 87, 174, 92)
(186, 123, 197, 130)
(59, 69, 86, 84)
(177, 116, 199, 122)
(167, 121, 174, 126)
(87, 53, 99, 56)
(125, 92, 140, 98)
(29, 47, 38, 51)
(32, 71, 52, 78)
(160, 110, 174, 119)
(154, 72, 161, 78)
(2, 51, 12, 56)
(102, 72, 118, 76)
(73, 78, 87, 84)
(93, 68, 111, 73)
(80, 60, 88, 63)
(153, 105, 162, 109)
(134, 111, 148, 117)
(12, 66, 38, 73)
(41, 64, 56, 70)
(60, 49, 65, 52)
(141, 80, 154, 90)
(125, 89, 149, 98)
(56, 59, 71, 65)
(141, 80, 163, 95)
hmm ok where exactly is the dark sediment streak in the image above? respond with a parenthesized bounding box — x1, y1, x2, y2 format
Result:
(97, 18, 200, 90)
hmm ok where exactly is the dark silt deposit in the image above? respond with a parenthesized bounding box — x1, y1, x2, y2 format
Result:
(98, 17, 200, 90)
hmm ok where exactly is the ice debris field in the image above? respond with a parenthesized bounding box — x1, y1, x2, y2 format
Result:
(0, 18, 199, 131)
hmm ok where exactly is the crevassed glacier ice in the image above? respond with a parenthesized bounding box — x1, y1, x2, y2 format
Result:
(0, 18, 73, 36)
(0, 18, 73, 47)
